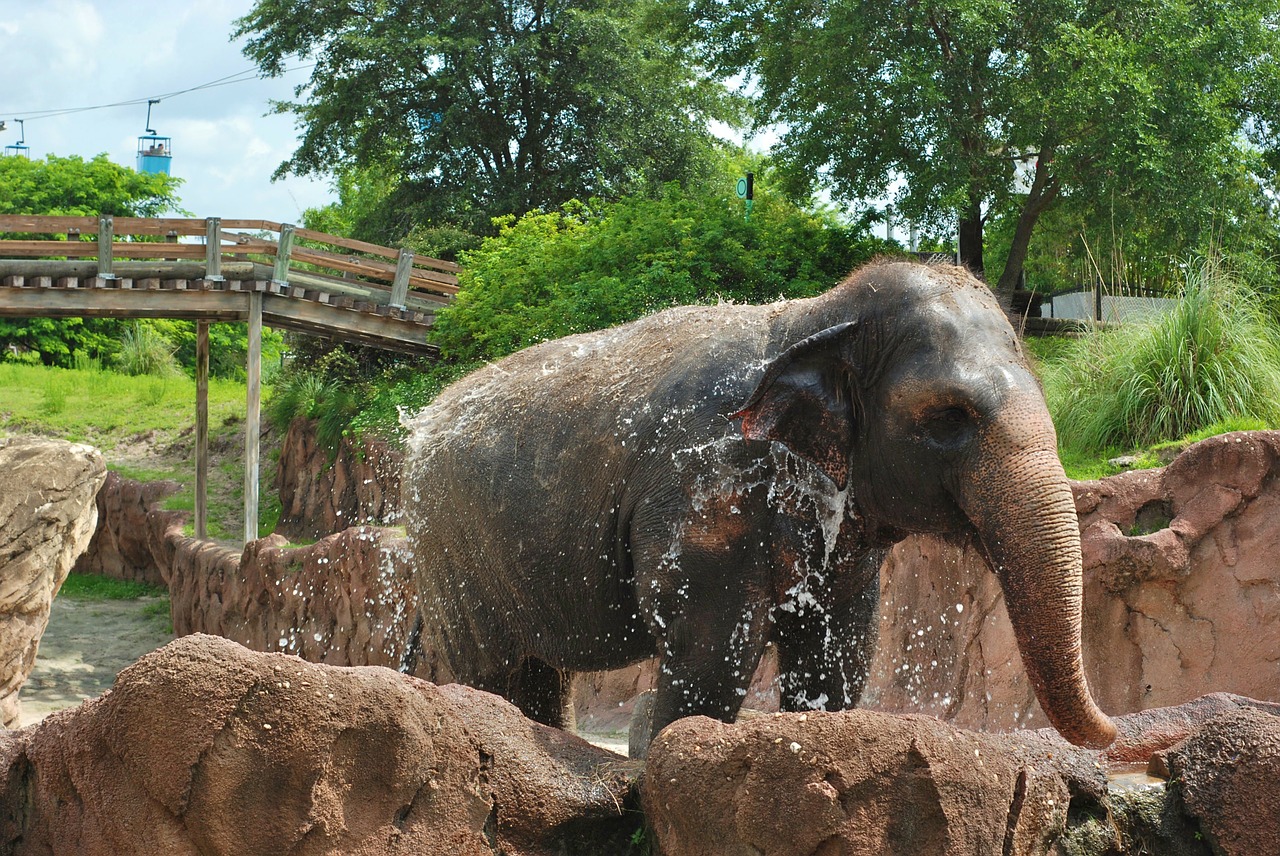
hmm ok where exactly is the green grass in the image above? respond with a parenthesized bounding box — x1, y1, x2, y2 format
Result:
(0, 362, 279, 542)
(58, 573, 167, 600)
(0, 362, 247, 447)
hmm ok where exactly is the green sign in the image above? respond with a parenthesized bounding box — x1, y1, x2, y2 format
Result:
(736, 177, 749, 199)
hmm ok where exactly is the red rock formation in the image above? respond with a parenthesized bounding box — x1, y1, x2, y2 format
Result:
(166, 526, 417, 671)
(0, 634, 637, 855)
(71, 470, 180, 587)
(274, 417, 403, 541)
(0, 437, 106, 728)
(1162, 705, 1280, 856)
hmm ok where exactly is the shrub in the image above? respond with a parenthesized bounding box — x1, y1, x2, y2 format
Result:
(1043, 258, 1280, 453)
(113, 322, 182, 377)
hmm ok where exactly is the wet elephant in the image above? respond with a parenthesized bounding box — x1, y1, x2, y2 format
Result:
(400, 259, 1115, 756)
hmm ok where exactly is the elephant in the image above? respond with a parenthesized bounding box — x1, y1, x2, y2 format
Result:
(400, 258, 1116, 757)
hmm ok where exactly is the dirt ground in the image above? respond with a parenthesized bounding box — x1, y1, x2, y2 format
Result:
(20, 596, 173, 728)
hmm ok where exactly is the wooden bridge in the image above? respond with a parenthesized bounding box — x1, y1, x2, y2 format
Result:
(0, 214, 461, 545)
(0, 215, 457, 354)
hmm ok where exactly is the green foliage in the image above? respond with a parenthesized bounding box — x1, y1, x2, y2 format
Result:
(431, 178, 894, 364)
(680, 0, 1280, 296)
(0, 152, 182, 217)
(237, 0, 731, 233)
(1042, 259, 1280, 454)
(113, 322, 182, 377)
(58, 573, 167, 601)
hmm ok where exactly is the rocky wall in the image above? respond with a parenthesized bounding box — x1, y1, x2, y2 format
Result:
(273, 417, 403, 541)
(0, 438, 106, 728)
(70, 470, 180, 588)
(4, 632, 1277, 855)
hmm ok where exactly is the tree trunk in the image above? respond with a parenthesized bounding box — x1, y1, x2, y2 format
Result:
(995, 148, 1059, 311)
(957, 197, 985, 280)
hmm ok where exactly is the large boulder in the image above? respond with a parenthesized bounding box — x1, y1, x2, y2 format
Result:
(0, 437, 106, 728)
(642, 695, 1280, 856)
(1162, 706, 1280, 856)
(0, 633, 637, 855)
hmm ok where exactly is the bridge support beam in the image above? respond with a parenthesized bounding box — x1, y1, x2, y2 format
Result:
(196, 321, 209, 540)
(244, 292, 262, 544)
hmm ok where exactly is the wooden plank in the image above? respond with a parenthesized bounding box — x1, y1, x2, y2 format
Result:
(291, 244, 459, 292)
(389, 248, 413, 308)
(0, 260, 258, 279)
(0, 240, 209, 259)
(0, 215, 99, 234)
(98, 216, 113, 278)
(219, 219, 281, 232)
(244, 291, 263, 544)
(271, 224, 295, 284)
(111, 217, 209, 237)
(205, 218, 223, 281)
(196, 321, 209, 541)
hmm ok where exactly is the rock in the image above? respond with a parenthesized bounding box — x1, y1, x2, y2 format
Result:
(1164, 706, 1280, 856)
(167, 526, 417, 670)
(71, 469, 181, 587)
(642, 710, 1088, 856)
(0, 633, 638, 855)
(643, 697, 1280, 856)
(274, 417, 404, 541)
(0, 437, 106, 728)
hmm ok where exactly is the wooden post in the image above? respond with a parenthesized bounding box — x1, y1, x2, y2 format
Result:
(389, 248, 413, 309)
(97, 216, 114, 279)
(205, 217, 223, 281)
(195, 321, 209, 540)
(1094, 276, 1103, 323)
(244, 291, 262, 544)
(271, 223, 295, 285)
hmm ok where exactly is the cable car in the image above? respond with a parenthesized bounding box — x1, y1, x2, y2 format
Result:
(4, 119, 29, 158)
(136, 100, 172, 175)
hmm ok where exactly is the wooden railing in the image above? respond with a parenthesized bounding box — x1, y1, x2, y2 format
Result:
(0, 214, 459, 312)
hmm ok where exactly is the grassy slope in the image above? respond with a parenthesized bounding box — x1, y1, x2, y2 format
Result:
(0, 363, 279, 542)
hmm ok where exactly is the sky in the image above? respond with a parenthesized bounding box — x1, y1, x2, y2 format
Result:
(0, 0, 336, 225)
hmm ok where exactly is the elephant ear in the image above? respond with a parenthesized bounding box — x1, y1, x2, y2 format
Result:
(732, 322, 858, 490)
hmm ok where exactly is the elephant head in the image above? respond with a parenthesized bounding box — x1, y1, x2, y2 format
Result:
(735, 262, 1115, 748)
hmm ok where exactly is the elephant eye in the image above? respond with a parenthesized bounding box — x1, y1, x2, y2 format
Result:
(921, 405, 974, 447)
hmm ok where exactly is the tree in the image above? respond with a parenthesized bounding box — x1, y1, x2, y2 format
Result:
(681, 0, 1280, 302)
(0, 154, 185, 366)
(236, 0, 731, 235)
(0, 153, 182, 217)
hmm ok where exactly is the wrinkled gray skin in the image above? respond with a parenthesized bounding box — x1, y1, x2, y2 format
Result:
(402, 260, 1116, 757)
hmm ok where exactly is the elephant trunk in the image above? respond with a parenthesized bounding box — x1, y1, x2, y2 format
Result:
(963, 432, 1116, 749)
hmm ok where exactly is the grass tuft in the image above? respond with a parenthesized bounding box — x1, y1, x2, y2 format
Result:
(1042, 258, 1280, 455)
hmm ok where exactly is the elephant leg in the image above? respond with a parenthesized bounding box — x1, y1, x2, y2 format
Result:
(774, 574, 880, 712)
(398, 610, 424, 675)
(633, 597, 770, 758)
(506, 657, 574, 730)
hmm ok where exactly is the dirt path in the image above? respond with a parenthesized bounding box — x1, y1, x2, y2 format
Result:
(21, 597, 174, 728)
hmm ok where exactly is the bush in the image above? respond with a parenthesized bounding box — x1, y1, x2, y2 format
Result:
(430, 182, 894, 365)
(1043, 258, 1280, 453)
(113, 322, 182, 377)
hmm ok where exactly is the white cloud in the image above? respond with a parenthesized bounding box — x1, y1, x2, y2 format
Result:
(0, 0, 334, 223)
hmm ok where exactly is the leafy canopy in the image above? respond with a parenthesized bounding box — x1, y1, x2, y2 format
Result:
(0, 153, 182, 217)
(236, 0, 732, 233)
(679, 0, 1280, 297)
